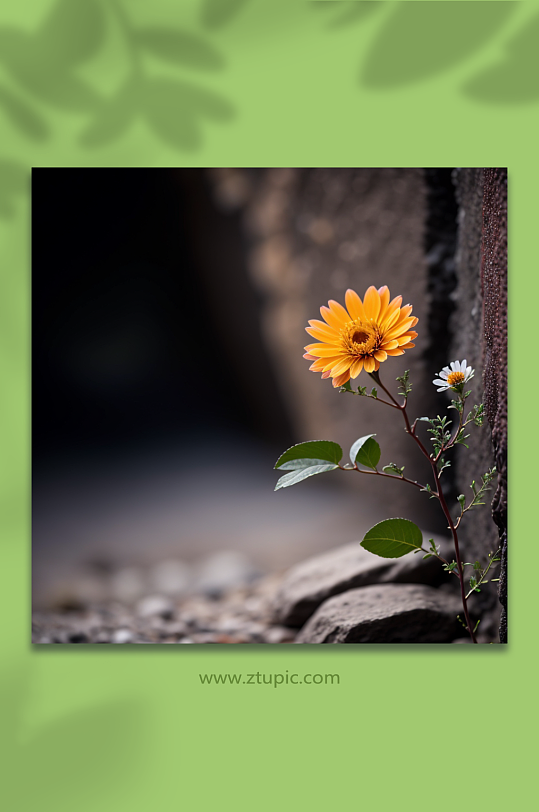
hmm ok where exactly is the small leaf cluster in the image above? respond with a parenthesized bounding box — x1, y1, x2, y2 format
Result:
(424, 414, 453, 456)
(382, 462, 405, 477)
(463, 549, 501, 598)
(458, 467, 497, 514)
(396, 369, 412, 398)
(422, 538, 441, 560)
(338, 381, 378, 398)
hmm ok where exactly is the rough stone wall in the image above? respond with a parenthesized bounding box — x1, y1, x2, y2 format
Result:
(237, 168, 443, 530)
(451, 168, 507, 641)
(482, 169, 508, 642)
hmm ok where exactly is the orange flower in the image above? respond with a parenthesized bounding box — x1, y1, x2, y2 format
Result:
(303, 286, 418, 387)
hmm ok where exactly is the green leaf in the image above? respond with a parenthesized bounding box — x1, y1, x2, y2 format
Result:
(274, 463, 338, 490)
(382, 462, 405, 476)
(277, 458, 336, 471)
(360, 518, 423, 559)
(350, 435, 380, 469)
(339, 380, 354, 392)
(274, 440, 342, 469)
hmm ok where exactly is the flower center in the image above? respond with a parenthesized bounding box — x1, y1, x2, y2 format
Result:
(447, 370, 465, 386)
(341, 320, 379, 357)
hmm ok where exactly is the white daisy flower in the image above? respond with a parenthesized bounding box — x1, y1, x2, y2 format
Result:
(433, 360, 474, 392)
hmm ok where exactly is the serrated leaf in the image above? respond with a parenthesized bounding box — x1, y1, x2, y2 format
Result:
(275, 440, 342, 469)
(274, 463, 338, 490)
(350, 435, 380, 469)
(360, 518, 423, 559)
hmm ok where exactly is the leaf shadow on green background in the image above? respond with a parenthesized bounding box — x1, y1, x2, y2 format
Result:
(360, 1, 517, 89)
(2, 666, 148, 811)
(199, 0, 251, 30)
(462, 9, 539, 104)
(312, 1, 382, 30)
(0, 0, 234, 181)
(0, 160, 29, 218)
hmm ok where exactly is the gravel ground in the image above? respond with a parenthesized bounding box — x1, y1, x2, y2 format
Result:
(32, 574, 297, 644)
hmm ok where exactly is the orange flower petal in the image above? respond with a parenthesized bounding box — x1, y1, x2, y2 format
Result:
(373, 350, 387, 362)
(350, 358, 364, 378)
(305, 345, 347, 357)
(328, 299, 351, 324)
(380, 339, 399, 350)
(320, 305, 345, 331)
(309, 359, 327, 371)
(303, 353, 317, 360)
(322, 356, 348, 371)
(332, 371, 351, 387)
(306, 326, 340, 342)
(363, 286, 381, 321)
(378, 286, 390, 314)
(385, 348, 405, 356)
(380, 307, 402, 332)
(363, 356, 376, 373)
(321, 370, 331, 379)
(345, 289, 367, 322)
(384, 317, 417, 340)
(397, 333, 416, 345)
(330, 357, 354, 376)
(308, 319, 339, 337)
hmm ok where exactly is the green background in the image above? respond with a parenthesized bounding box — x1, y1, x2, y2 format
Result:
(1, 1, 529, 809)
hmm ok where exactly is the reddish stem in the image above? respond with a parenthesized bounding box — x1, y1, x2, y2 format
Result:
(371, 371, 477, 644)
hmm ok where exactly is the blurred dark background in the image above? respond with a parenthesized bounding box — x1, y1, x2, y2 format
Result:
(32, 168, 457, 608)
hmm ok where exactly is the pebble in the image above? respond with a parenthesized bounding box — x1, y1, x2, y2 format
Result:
(136, 595, 175, 620)
(112, 628, 135, 644)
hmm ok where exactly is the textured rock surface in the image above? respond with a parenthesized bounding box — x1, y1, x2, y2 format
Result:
(450, 168, 507, 641)
(272, 535, 453, 627)
(296, 584, 462, 644)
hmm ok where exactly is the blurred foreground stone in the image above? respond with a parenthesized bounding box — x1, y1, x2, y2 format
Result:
(296, 584, 461, 644)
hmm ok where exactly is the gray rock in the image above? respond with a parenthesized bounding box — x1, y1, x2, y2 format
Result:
(273, 535, 453, 627)
(296, 584, 461, 644)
